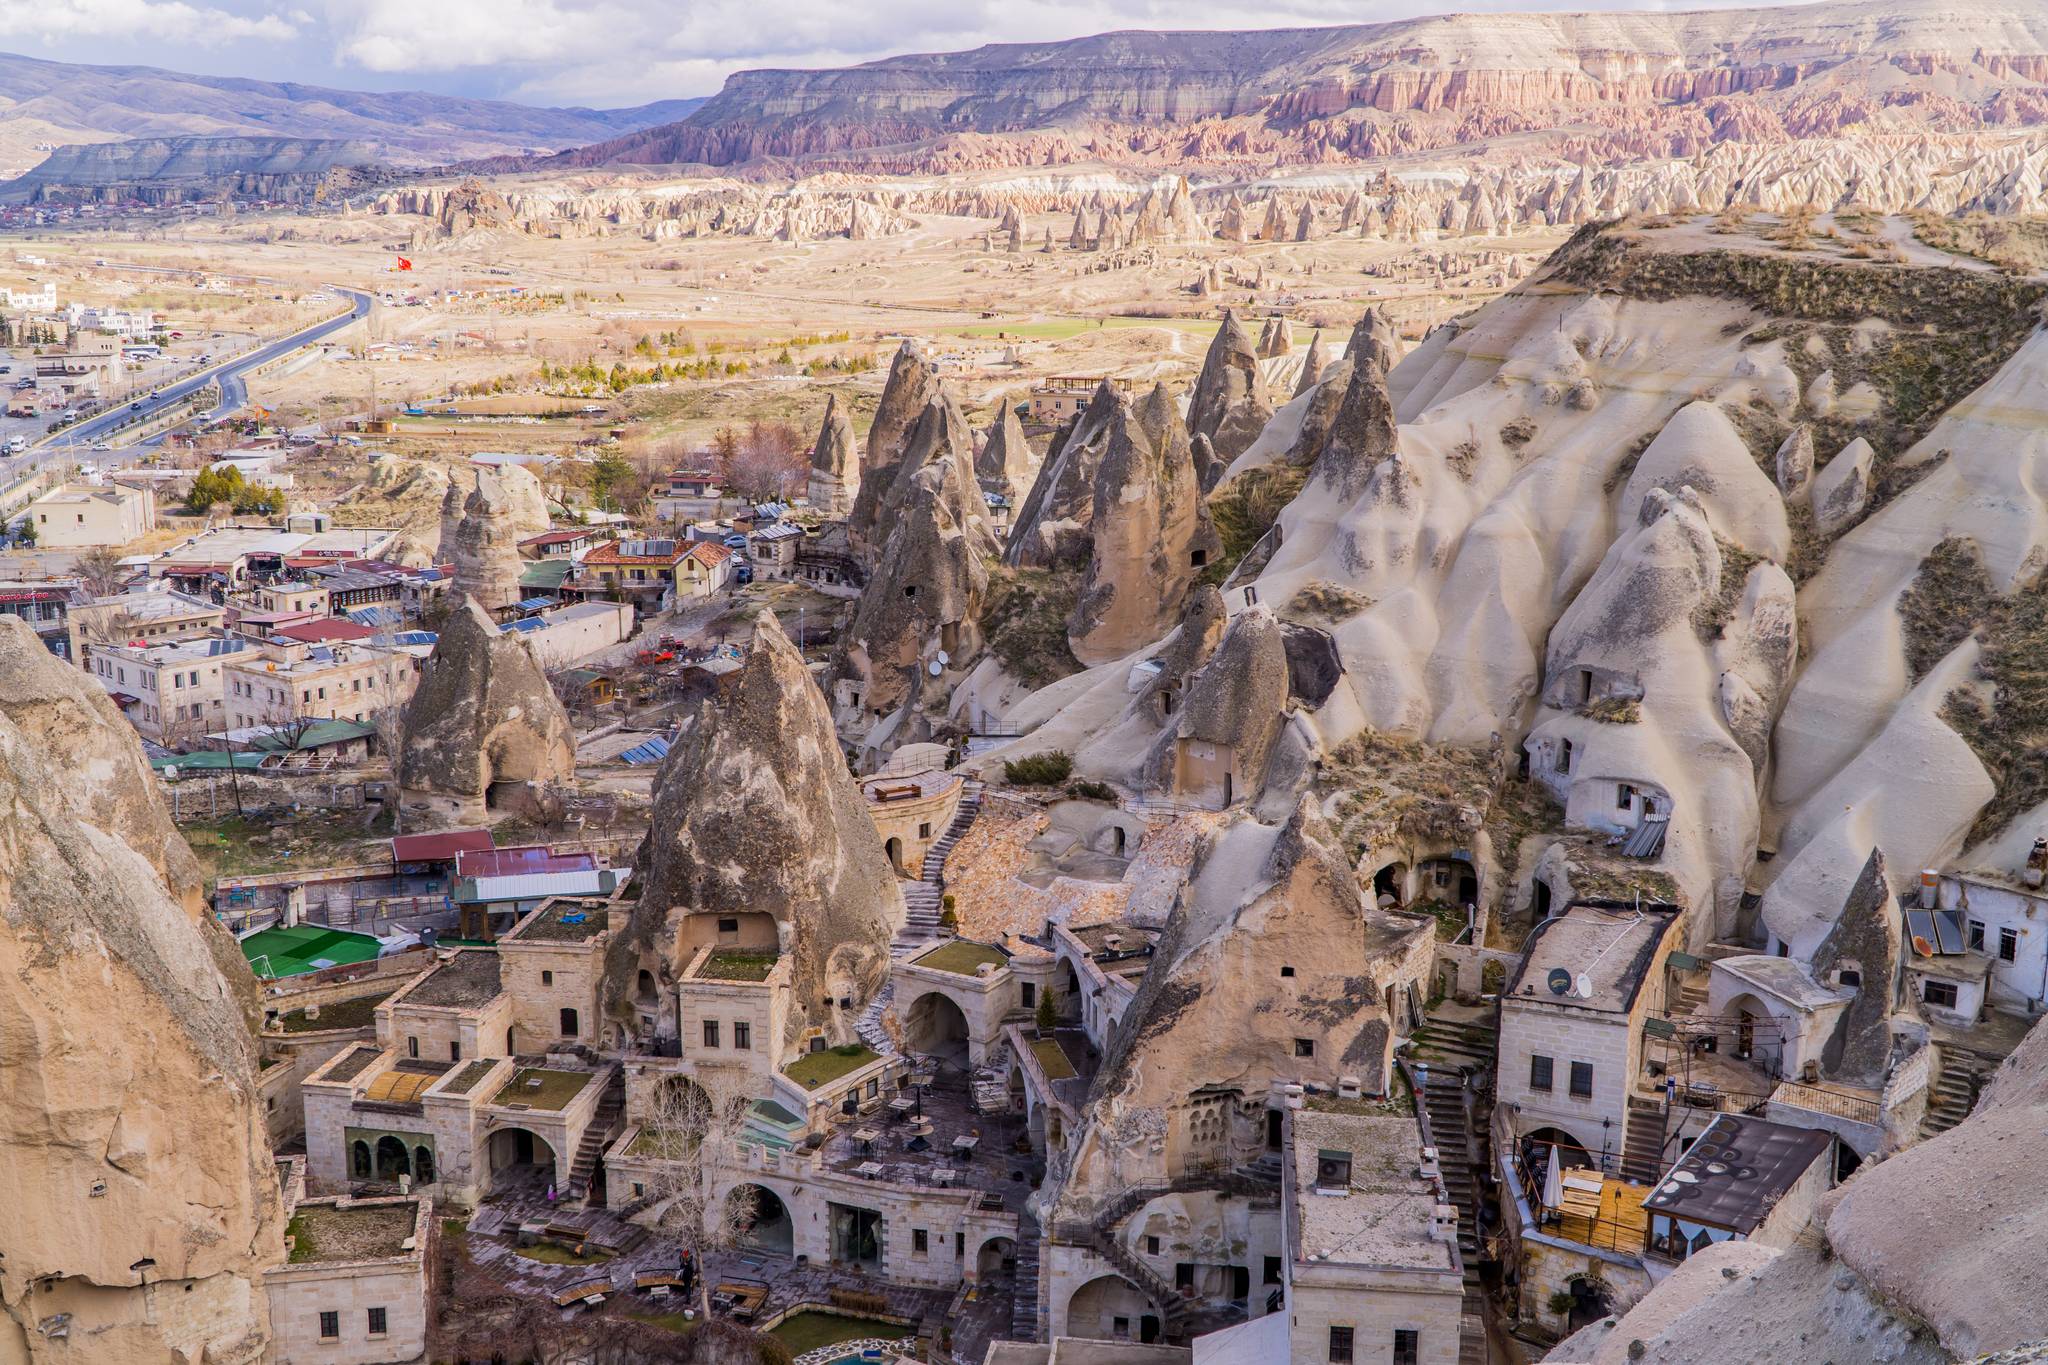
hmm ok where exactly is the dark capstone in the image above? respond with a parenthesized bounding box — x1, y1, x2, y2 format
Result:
(1280, 622, 1342, 706)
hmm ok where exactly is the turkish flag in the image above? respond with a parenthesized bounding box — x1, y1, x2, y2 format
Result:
(396, 257, 413, 271)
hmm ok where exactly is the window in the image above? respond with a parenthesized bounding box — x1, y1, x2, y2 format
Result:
(1113, 1317, 1131, 1339)
(541, 970, 554, 985)
(451, 1041, 461, 1061)
(2001, 927, 2019, 963)
(367, 1307, 388, 1337)
(913, 1228, 929, 1254)
(718, 916, 740, 934)
(1557, 738, 1573, 773)
(1146, 1235, 1161, 1255)
(1264, 1255, 1282, 1285)
(734, 1021, 751, 1050)
(1328, 1326, 1354, 1363)
(1294, 1037, 1315, 1058)
(1281, 965, 1296, 978)
(1617, 782, 1635, 810)
(1569, 1061, 1594, 1098)
(919, 822, 932, 839)
(1393, 1329, 1419, 1365)
(703, 1019, 720, 1048)
(1969, 919, 1986, 951)
(318, 1311, 339, 1341)
(1529, 1054, 1554, 1092)
(1924, 979, 1960, 1009)
(407, 1036, 419, 1059)
(1021, 983, 1036, 1008)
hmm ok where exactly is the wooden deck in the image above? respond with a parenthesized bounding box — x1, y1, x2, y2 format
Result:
(1552, 1173, 1652, 1254)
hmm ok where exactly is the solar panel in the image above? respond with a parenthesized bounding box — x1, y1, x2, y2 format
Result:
(620, 735, 672, 765)
(1934, 910, 1966, 954)
(1905, 909, 1938, 956)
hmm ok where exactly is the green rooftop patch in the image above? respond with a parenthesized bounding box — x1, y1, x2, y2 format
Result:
(698, 950, 780, 982)
(490, 1068, 593, 1111)
(913, 940, 1008, 976)
(783, 1044, 879, 1091)
(285, 1203, 418, 1264)
(441, 1059, 500, 1096)
(1031, 1037, 1077, 1081)
(628, 1125, 699, 1160)
(275, 988, 394, 1033)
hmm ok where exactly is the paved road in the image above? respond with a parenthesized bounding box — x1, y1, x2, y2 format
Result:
(30, 285, 371, 464)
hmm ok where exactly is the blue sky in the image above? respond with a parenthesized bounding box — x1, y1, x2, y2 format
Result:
(0, 0, 1808, 110)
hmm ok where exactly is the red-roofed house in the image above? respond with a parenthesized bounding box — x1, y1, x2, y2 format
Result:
(519, 528, 607, 559)
(568, 537, 733, 611)
(273, 618, 376, 646)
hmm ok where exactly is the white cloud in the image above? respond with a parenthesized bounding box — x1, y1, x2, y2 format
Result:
(0, 0, 297, 46)
(322, 0, 1814, 106)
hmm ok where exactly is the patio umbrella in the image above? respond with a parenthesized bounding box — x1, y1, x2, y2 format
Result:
(1542, 1142, 1564, 1215)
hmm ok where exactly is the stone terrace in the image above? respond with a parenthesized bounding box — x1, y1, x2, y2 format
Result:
(397, 949, 503, 1008)
(817, 1072, 1042, 1215)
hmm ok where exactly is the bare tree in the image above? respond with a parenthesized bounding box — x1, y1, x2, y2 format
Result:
(638, 1067, 761, 1318)
(73, 545, 129, 598)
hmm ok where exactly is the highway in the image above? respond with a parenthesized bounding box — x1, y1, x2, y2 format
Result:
(28, 285, 372, 469)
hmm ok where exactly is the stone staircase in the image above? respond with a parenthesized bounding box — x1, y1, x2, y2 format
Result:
(1008, 1213, 1044, 1341)
(1674, 977, 1709, 1017)
(891, 780, 983, 954)
(1408, 1009, 1497, 1365)
(855, 982, 899, 1058)
(1620, 1095, 1668, 1185)
(1923, 1050, 1996, 1138)
(567, 1069, 625, 1205)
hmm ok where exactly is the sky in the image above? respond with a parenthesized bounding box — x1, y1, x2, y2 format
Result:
(0, 0, 1808, 111)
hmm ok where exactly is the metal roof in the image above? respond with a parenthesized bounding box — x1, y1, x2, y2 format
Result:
(459, 870, 613, 903)
(345, 604, 403, 627)
(620, 735, 671, 765)
(391, 829, 495, 864)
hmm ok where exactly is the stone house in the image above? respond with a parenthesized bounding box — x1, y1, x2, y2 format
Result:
(266, 1178, 433, 1365)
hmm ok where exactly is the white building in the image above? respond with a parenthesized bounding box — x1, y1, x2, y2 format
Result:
(1497, 903, 1685, 1168)
(4, 281, 56, 311)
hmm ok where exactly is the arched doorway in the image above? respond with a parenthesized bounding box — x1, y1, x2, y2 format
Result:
(414, 1146, 435, 1185)
(906, 991, 971, 1068)
(1373, 862, 1407, 907)
(1523, 1126, 1596, 1172)
(885, 836, 905, 875)
(488, 1126, 558, 1194)
(977, 1236, 1017, 1282)
(1067, 1273, 1162, 1343)
(637, 969, 658, 1005)
(1057, 959, 1082, 1023)
(729, 1184, 794, 1256)
(1564, 1273, 1612, 1332)
(351, 1139, 372, 1179)
(1722, 994, 1784, 1074)
(374, 1135, 412, 1181)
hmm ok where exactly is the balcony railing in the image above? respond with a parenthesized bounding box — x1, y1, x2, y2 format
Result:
(1768, 1080, 1881, 1126)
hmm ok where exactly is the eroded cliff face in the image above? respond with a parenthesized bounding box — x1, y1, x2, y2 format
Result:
(0, 619, 281, 1363)
(1068, 386, 1221, 665)
(1049, 799, 1430, 1214)
(617, 614, 903, 1049)
(395, 597, 576, 828)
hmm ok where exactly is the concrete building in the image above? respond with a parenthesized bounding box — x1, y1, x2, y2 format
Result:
(1497, 903, 1685, 1169)
(0, 578, 84, 659)
(68, 587, 225, 661)
(87, 633, 263, 744)
(224, 638, 418, 731)
(265, 1178, 432, 1365)
(1281, 1108, 1465, 1365)
(27, 482, 156, 548)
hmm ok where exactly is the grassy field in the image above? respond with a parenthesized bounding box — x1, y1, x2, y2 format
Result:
(768, 1311, 910, 1354)
(954, 316, 1221, 341)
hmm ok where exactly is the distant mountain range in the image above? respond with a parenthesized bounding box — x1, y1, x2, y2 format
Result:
(492, 0, 2048, 176)
(0, 51, 702, 178)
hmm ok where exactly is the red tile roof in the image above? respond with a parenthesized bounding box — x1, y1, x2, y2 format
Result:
(682, 541, 734, 567)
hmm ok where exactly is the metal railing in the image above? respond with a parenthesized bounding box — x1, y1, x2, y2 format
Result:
(1768, 1080, 1881, 1125)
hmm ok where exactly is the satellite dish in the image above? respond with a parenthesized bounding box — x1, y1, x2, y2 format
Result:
(936, 649, 951, 666)
(1546, 967, 1573, 996)
(1575, 973, 1594, 999)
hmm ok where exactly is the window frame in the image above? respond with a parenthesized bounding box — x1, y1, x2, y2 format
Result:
(1569, 1060, 1595, 1098)
(1328, 1326, 1354, 1364)
(1529, 1054, 1554, 1092)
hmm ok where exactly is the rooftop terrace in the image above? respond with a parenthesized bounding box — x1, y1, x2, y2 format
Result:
(695, 949, 782, 982)
(814, 1071, 1038, 1212)
(912, 941, 1009, 977)
(784, 1044, 881, 1091)
(400, 950, 503, 1009)
(507, 897, 610, 943)
(285, 1201, 420, 1265)
(1292, 1110, 1454, 1273)
(490, 1067, 593, 1112)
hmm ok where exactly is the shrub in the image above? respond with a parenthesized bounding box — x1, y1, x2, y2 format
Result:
(1067, 779, 1116, 802)
(1035, 989, 1057, 1034)
(1004, 751, 1073, 786)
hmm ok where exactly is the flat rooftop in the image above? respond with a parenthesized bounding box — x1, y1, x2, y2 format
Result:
(285, 1201, 419, 1264)
(693, 949, 781, 982)
(1507, 904, 1678, 1013)
(1292, 1110, 1455, 1273)
(912, 940, 1010, 977)
(457, 844, 596, 878)
(784, 1044, 880, 1090)
(490, 1067, 593, 1111)
(1642, 1113, 1833, 1234)
(506, 898, 610, 943)
(398, 950, 503, 1008)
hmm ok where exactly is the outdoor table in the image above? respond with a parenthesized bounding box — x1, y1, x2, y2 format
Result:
(952, 1134, 980, 1157)
(856, 1160, 885, 1179)
(888, 1095, 917, 1115)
